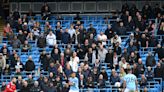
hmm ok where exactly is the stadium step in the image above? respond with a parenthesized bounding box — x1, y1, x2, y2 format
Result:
(0, 18, 5, 43)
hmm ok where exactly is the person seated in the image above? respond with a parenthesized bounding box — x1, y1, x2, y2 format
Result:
(145, 66, 154, 81)
(17, 30, 26, 44)
(37, 33, 46, 48)
(25, 56, 35, 71)
(20, 80, 30, 92)
(110, 69, 121, 85)
(46, 31, 56, 47)
(61, 29, 71, 44)
(146, 52, 156, 67)
(139, 74, 147, 88)
(21, 40, 31, 52)
(3, 23, 13, 38)
(97, 74, 105, 88)
(30, 81, 41, 92)
(97, 31, 107, 45)
(11, 36, 21, 49)
(87, 24, 97, 38)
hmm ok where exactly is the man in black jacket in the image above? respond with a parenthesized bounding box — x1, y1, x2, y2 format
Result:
(30, 81, 41, 92)
(25, 56, 35, 71)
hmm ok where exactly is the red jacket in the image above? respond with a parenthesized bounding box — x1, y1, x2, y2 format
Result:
(4, 82, 16, 92)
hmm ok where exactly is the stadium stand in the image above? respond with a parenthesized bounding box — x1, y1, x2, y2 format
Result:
(0, 0, 164, 92)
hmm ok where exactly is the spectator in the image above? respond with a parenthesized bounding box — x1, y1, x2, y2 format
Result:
(72, 29, 81, 44)
(21, 40, 31, 52)
(84, 47, 94, 64)
(27, 75, 34, 87)
(55, 22, 62, 40)
(137, 58, 145, 75)
(142, 4, 152, 19)
(61, 29, 71, 44)
(64, 44, 73, 61)
(110, 69, 121, 85)
(25, 56, 35, 71)
(28, 17, 36, 26)
(146, 52, 156, 67)
(46, 31, 56, 46)
(139, 74, 147, 88)
(105, 24, 114, 39)
(0, 53, 6, 74)
(87, 24, 97, 37)
(91, 67, 99, 82)
(1, 82, 6, 91)
(128, 52, 137, 65)
(135, 14, 146, 31)
(157, 22, 164, 35)
(22, 22, 30, 35)
(78, 74, 86, 88)
(22, 14, 28, 23)
(145, 66, 154, 81)
(154, 63, 163, 78)
(132, 63, 140, 78)
(11, 35, 21, 48)
(13, 8, 20, 20)
(68, 24, 75, 38)
(98, 45, 108, 62)
(86, 76, 94, 88)
(113, 52, 119, 70)
(40, 77, 49, 92)
(79, 24, 87, 44)
(114, 42, 122, 55)
(64, 63, 73, 78)
(125, 33, 136, 47)
(17, 30, 26, 44)
(41, 2, 51, 20)
(0, 43, 10, 57)
(121, 48, 129, 61)
(119, 67, 126, 80)
(117, 21, 127, 35)
(75, 44, 84, 59)
(51, 48, 60, 62)
(119, 57, 129, 70)
(105, 47, 113, 68)
(3, 64, 11, 75)
(130, 4, 138, 17)
(127, 41, 137, 54)
(69, 52, 79, 72)
(14, 57, 24, 71)
(48, 82, 57, 92)
(125, 16, 135, 32)
(97, 74, 105, 88)
(83, 64, 91, 80)
(37, 33, 46, 48)
(31, 27, 40, 40)
(48, 62, 56, 73)
(54, 75, 63, 92)
(59, 53, 67, 68)
(20, 80, 30, 92)
(3, 23, 13, 37)
(111, 34, 122, 47)
(16, 75, 23, 90)
(154, 44, 164, 60)
(100, 68, 108, 81)
(121, 10, 129, 27)
(15, 18, 23, 32)
(139, 33, 149, 47)
(97, 31, 107, 45)
(30, 81, 41, 92)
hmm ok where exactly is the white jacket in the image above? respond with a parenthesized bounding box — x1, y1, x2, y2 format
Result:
(46, 34, 56, 46)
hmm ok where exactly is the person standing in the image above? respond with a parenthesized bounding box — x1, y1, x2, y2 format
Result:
(123, 69, 138, 92)
(68, 72, 79, 92)
(4, 77, 17, 92)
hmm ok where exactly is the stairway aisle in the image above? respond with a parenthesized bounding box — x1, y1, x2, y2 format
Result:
(0, 18, 5, 43)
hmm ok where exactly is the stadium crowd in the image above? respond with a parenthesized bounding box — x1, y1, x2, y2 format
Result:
(0, 2, 164, 92)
